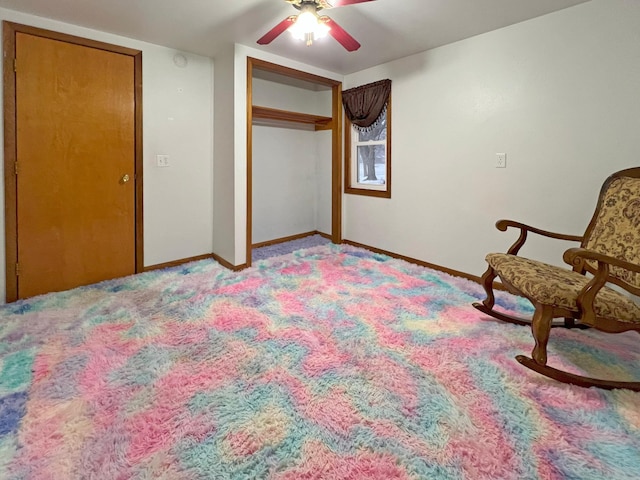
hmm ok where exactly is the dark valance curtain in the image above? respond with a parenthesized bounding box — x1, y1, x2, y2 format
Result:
(342, 79, 391, 131)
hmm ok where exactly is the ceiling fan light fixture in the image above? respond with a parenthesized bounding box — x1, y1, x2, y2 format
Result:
(288, 11, 331, 45)
(314, 21, 330, 39)
(258, 0, 367, 51)
(291, 11, 318, 34)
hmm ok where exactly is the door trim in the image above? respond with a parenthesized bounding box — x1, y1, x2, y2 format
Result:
(3, 21, 143, 302)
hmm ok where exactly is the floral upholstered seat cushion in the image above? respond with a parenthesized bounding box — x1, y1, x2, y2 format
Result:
(487, 253, 640, 324)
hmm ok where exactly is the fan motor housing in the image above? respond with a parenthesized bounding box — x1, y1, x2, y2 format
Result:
(294, 1, 324, 13)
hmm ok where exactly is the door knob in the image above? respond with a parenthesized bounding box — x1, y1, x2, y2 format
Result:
(120, 174, 130, 184)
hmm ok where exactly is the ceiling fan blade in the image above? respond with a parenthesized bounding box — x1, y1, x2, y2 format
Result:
(257, 17, 296, 45)
(324, 18, 361, 51)
(325, 0, 376, 7)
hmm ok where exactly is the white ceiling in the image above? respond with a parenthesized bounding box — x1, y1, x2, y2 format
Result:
(0, 0, 590, 74)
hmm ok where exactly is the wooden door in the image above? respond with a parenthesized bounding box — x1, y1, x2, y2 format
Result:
(11, 30, 139, 299)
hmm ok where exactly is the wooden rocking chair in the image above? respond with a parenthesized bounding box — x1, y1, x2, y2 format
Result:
(473, 167, 640, 391)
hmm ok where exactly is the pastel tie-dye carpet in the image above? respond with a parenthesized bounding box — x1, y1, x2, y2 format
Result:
(0, 244, 639, 479)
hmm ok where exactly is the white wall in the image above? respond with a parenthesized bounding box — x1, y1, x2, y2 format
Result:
(315, 129, 333, 235)
(143, 46, 213, 266)
(252, 127, 318, 243)
(252, 78, 332, 117)
(0, 8, 214, 303)
(343, 0, 640, 278)
(213, 45, 236, 264)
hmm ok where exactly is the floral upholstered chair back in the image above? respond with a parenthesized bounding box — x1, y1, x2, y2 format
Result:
(583, 175, 640, 289)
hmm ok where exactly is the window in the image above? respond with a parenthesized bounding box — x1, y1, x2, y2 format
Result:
(343, 80, 391, 198)
(345, 106, 390, 196)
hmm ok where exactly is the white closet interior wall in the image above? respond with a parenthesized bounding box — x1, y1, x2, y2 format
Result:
(251, 77, 333, 245)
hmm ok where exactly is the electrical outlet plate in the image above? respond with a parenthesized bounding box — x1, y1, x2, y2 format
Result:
(496, 153, 506, 168)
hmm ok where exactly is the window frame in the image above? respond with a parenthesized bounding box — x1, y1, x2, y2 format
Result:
(344, 95, 391, 198)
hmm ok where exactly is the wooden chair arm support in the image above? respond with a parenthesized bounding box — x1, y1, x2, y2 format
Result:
(564, 247, 640, 325)
(563, 247, 640, 275)
(495, 219, 583, 256)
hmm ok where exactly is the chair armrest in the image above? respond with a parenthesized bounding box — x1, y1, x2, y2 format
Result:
(563, 247, 640, 325)
(496, 219, 583, 256)
(563, 247, 640, 275)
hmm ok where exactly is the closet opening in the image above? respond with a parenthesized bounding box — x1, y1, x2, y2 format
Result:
(246, 57, 342, 267)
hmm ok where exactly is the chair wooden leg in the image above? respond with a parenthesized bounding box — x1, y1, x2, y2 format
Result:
(472, 265, 536, 326)
(472, 266, 589, 329)
(478, 266, 497, 310)
(530, 304, 553, 365)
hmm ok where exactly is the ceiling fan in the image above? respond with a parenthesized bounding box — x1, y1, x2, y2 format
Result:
(257, 0, 376, 52)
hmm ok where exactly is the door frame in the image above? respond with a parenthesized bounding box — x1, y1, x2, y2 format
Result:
(3, 21, 144, 302)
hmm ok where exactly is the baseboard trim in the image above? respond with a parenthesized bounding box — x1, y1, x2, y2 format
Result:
(252, 230, 329, 249)
(212, 253, 247, 272)
(342, 240, 507, 292)
(342, 239, 508, 291)
(145, 253, 248, 273)
(142, 239, 505, 291)
(342, 239, 481, 282)
(143, 253, 214, 272)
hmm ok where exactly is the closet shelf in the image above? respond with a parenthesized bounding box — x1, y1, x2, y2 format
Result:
(252, 105, 332, 130)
